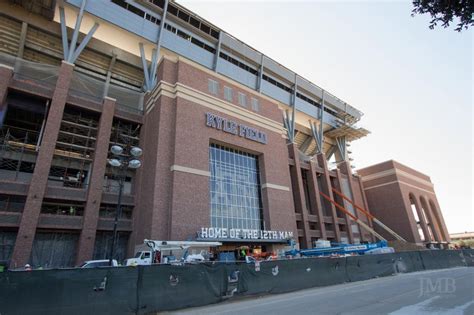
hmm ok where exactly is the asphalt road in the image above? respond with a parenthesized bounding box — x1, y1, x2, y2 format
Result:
(164, 267, 474, 315)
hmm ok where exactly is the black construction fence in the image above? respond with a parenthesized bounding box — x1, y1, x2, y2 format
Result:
(0, 249, 472, 314)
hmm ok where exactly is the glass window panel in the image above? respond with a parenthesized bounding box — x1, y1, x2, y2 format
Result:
(209, 145, 263, 231)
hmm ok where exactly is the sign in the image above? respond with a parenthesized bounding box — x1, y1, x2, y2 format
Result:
(205, 112, 267, 144)
(199, 227, 293, 241)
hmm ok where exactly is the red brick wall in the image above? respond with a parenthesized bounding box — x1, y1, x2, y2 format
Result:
(132, 58, 297, 245)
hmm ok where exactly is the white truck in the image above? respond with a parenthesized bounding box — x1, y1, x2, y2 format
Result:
(125, 239, 222, 266)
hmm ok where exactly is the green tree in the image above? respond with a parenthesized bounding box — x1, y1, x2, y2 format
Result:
(412, 0, 474, 31)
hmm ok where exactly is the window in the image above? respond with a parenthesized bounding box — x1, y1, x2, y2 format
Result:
(251, 97, 259, 112)
(150, 0, 165, 9)
(209, 144, 263, 231)
(145, 13, 158, 24)
(200, 23, 211, 34)
(220, 52, 258, 75)
(99, 204, 133, 219)
(224, 86, 233, 102)
(167, 4, 178, 16)
(40, 199, 85, 216)
(178, 10, 190, 22)
(0, 195, 26, 212)
(208, 79, 219, 95)
(190, 16, 200, 28)
(177, 29, 191, 41)
(238, 92, 247, 107)
(31, 232, 79, 268)
(111, 0, 151, 21)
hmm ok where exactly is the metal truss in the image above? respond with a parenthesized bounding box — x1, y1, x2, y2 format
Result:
(59, 0, 99, 64)
(140, 0, 169, 91)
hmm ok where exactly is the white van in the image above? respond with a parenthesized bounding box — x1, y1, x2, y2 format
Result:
(80, 259, 118, 268)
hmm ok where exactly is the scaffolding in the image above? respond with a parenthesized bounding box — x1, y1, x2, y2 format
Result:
(0, 102, 42, 182)
(48, 106, 99, 189)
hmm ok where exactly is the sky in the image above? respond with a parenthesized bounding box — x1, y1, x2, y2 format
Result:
(178, 0, 473, 234)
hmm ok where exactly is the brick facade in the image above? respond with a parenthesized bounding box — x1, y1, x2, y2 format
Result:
(358, 160, 450, 246)
(1, 52, 453, 268)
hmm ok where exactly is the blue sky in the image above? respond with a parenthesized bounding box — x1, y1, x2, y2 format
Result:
(179, 0, 473, 234)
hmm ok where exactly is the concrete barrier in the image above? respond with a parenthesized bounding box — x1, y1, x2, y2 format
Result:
(0, 249, 470, 314)
(0, 267, 139, 315)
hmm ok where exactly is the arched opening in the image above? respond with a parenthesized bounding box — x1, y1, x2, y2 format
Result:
(409, 194, 425, 241)
(419, 197, 434, 242)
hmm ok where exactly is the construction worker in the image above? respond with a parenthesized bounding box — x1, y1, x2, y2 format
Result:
(240, 247, 247, 259)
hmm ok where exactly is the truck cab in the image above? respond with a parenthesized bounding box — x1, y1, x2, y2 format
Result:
(125, 251, 153, 266)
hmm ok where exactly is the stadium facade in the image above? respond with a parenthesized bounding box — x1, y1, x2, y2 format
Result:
(0, 0, 449, 268)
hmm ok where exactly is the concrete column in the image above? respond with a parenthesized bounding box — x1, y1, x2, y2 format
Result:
(420, 197, 441, 242)
(308, 161, 326, 239)
(335, 169, 354, 243)
(425, 207, 442, 242)
(75, 97, 116, 265)
(429, 198, 450, 242)
(0, 64, 14, 123)
(316, 153, 341, 242)
(11, 61, 75, 267)
(289, 143, 311, 248)
(339, 161, 365, 242)
(413, 196, 431, 242)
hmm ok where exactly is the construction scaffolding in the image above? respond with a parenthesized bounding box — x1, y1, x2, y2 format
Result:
(48, 106, 99, 189)
(0, 94, 44, 182)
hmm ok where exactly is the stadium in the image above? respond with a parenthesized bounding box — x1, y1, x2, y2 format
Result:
(0, 0, 449, 268)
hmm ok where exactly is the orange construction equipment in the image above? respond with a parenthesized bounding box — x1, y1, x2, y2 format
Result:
(331, 188, 407, 242)
(319, 191, 386, 241)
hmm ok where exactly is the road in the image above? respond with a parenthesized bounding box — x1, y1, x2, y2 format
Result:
(164, 267, 474, 315)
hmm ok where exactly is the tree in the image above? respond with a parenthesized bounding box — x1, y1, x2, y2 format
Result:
(412, 0, 474, 32)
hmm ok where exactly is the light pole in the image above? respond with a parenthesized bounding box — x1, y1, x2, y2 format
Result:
(107, 144, 142, 266)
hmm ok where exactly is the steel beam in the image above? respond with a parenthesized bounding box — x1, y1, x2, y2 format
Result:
(283, 110, 293, 142)
(213, 31, 222, 72)
(67, 0, 88, 62)
(336, 136, 347, 161)
(139, 43, 151, 91)
(310, 121, 322, 154)
(319, 90, 325, 149)
(70, 22, 99, 64)
(150, 0, 169, 87)
(102, 54, 117, 98)
(290, 74, 297, 142)
(149, 48, 158, 86)
(17, 22, 28, 58)
(257, 54, 264, 92)
(59, 7, 69, 60)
